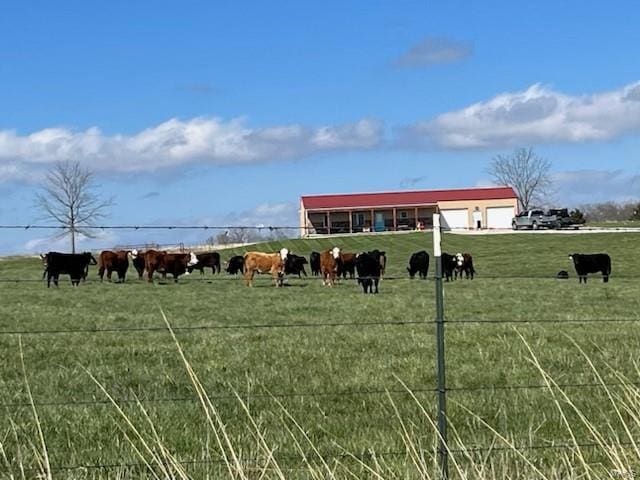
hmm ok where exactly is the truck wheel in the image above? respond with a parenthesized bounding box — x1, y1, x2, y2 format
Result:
(512, 222, 518, 230)
(532, 221, 538, 230)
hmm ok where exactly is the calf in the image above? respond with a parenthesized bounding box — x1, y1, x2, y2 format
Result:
(454, 253, 475, 280)
(569, 253, 611, 283)
(338, 253, 356, 279)
(355, 251, 381, 294)
(41, 252, 97, 287)
(98, 250, 130, 283)
(188, 252, 221, 275)
(407, 250, 430, 279)
(243, 249, 288, 287)
(441, 253, 456, 282)
(310, 251, 321, 276)
(285, 253, 308, 277)
(320, 247, 341, 287)
(225, 255, 245, 275)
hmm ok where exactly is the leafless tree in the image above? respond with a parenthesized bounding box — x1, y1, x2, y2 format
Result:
(486, 147, 552, 210)
(35, 161, 113, 253)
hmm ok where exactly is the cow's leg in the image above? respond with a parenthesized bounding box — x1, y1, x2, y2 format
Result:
(374, 279, 379, 294)
(98, 266, 105, 281)
(603, 274, 609, 283)
(244, 270, 253, 287)
(147, 268, 154, 283)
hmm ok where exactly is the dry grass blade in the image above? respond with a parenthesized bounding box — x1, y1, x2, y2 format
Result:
(160, 308, 247, 480)
(18, 337, 51, 480)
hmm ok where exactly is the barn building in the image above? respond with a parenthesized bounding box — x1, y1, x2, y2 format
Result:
(299, 186, 518, 235)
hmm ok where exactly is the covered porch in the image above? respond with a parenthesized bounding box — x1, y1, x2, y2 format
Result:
(306, 206, 436, 235)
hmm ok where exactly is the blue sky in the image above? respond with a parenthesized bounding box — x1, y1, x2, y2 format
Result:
(1, 1, 640, 254)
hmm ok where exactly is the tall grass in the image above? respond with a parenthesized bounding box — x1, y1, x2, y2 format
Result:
(5, 313, 639, 479)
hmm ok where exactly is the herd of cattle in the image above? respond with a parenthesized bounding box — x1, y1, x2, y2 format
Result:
(38, 248, 613, 292)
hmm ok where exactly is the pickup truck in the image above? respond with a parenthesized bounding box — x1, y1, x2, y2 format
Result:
(511, 209, 579, 230)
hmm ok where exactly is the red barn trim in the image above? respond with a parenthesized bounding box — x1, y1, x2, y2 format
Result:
(301, 186, 517, 210)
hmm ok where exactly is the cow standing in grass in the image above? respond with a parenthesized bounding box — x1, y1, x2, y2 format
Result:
(320, 247, 341, 287)
(142, 250, 199, 283)
(243, 249, 288, 287)
(187, 252, 221, 275)
(355, 251, 381, 294)
(570, 253, 611, 283)
(338, 252, 356, 279)
(454, 253, 475, 280)
(225, 255, 244, 275)
(441, 253, 456, 282)
(131, 250, 146, 279)
(310, 252, 321, 276)
(98, 250, 130, 283)
(407, 251, 430, 279)
(41, 252, 97, 287)
(285, 253, 308, 277)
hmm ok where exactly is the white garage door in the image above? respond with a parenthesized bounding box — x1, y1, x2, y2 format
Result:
(441, 209, 469, 229)
(487, 206, 515, 229)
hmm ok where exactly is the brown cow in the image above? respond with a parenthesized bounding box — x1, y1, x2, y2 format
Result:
(320, 247, 341, 287)
(98, 250, 130, 283)
(338, 252, 356, 279)
(243, 248, 288, 287)
(142, 250, 199, 283)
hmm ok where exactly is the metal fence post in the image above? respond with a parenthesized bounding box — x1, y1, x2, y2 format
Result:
(433, 213, 449, 479)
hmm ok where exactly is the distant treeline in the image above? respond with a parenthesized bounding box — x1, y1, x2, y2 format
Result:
(578, 201, 640, 222)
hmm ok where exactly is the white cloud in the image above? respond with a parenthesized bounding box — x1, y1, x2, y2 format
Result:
(400, 81, 640, 149)
(394, 36, 472, 68)
(0, 117, 383, 183)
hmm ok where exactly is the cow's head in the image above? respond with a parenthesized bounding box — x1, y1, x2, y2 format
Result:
(331, 247, 341, 259)
(455, 253, 464, 266)
(187, 252, 199, 266)
(130, 249, 138, 259)
(40, 253, 48, 267)
(279, 248, 289, 261)
(84, 252, 98, 265)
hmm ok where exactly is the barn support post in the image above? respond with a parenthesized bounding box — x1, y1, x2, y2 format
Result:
(327, 211, 331, 235)
(433, 213, 449, 480)
(349, 210, 353, 234)
(393, 208, 397, 231)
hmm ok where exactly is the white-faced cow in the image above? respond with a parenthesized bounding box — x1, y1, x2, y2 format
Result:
(407, 250, 430, 279)
(569, 253, 611, 283)
(187, 252, 221, 275)
(41, 252, 97, 287)
(320, 247, 341, 287)
(454, 253, 475, 280)
(141, 250, 198, 283)
(243, 248, 288, 287)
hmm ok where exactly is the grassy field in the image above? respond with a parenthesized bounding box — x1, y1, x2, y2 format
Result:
(1, 231, 640, 478)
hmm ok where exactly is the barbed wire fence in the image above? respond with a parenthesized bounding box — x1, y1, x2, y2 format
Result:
(0, 221, 638, 477)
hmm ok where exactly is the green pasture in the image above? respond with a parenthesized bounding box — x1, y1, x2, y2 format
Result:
(0, 231, 639, 478)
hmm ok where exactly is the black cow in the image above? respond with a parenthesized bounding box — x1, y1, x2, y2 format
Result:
(441, 253, 456, 282)
(41, 252, 97, 287)
(569, 253, 611, 283)
(310, 251, 321, 276)
(369, 249, 387, 277)
(285, 254, 308, 277)
(188, 252, 221, 275)
(454, 253, 475, 280)
(225, 255, 245, 275)
(132, 251, 146, 280)
(355, 251, 381, 294)
(407, 250, 430, 279)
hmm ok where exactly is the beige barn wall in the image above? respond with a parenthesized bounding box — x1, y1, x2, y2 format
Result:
(437, 198, 519, 226)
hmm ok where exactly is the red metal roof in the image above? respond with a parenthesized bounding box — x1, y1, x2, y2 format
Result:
(301, 186, 517, 210)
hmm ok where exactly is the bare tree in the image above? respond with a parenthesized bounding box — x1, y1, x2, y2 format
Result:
(486, 147, 552, 210)
(35, 161, 113, 253)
